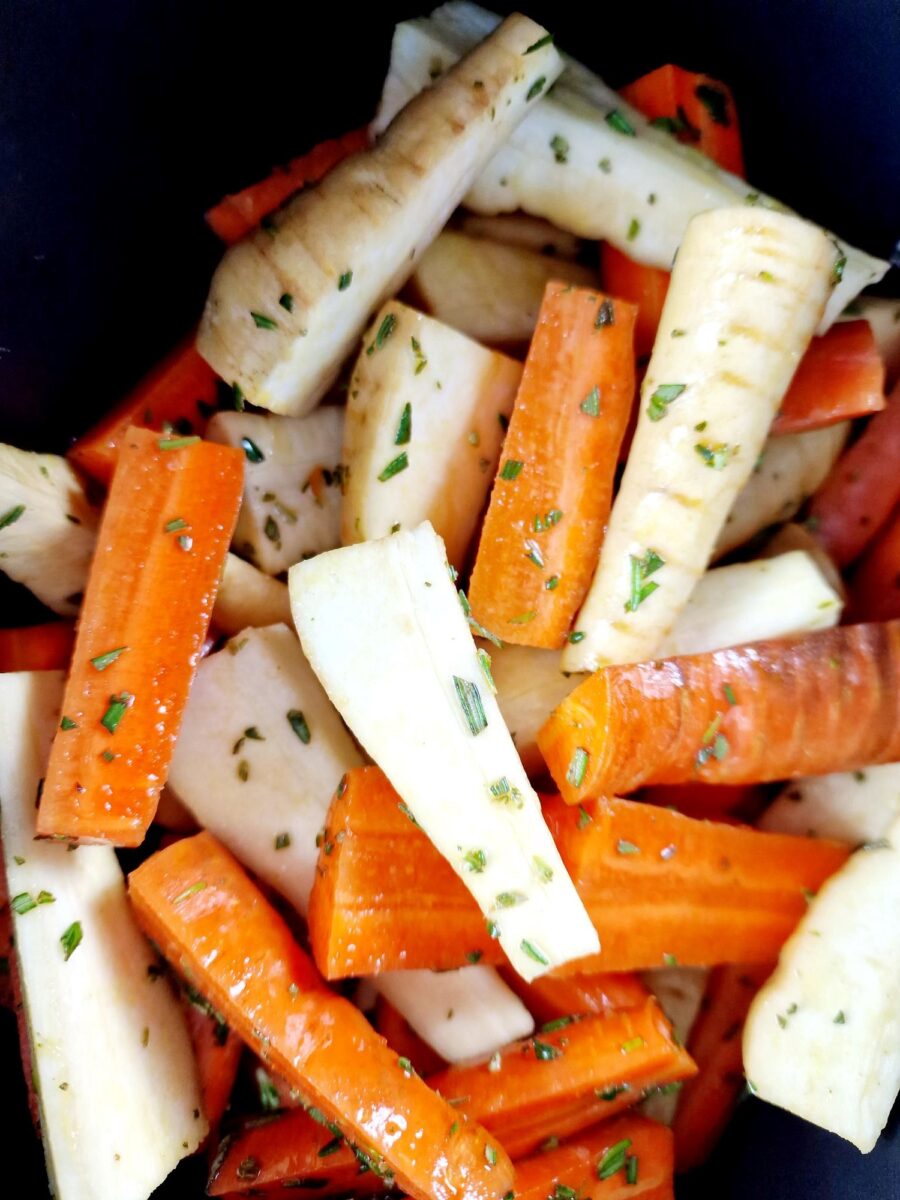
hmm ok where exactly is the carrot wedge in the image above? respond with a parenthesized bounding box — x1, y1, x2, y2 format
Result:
(671, 964, 770, 1172)
(67, 339, 220, 487)
(205, 128, 369, 245)
(37, 428, 243, 845)
(129, 832, 513, 1200)
(468, 285, 636, 649)
(772, 319, 885, 435)
(181, 995, 243, 1134)
(501, 968, 649, 1026)
(850, 503, 900, 622)
(375, 996, 447, 1078)
(599, 246, 669, 361)
(539, 621, 900, 798)
(0, 621, 74, 672)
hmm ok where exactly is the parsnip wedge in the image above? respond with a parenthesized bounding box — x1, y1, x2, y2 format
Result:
(846, 294, 900, 386)
(376, 2, 887, 330)
(342, 300, 522, 566)
(457, 212, 582, 259)
(290, 522, 599, 980)
(197, 14, 562, 417)
(372, 966, 534, 1063)
(0, 444, 98, 616)
(214, 552, 292, 634)
(0, 671, 205, 1199)
(409, 230, 596, 345)
(489, 643, 574, 776)
(168, 624, 362, 916)
(640, 966, 708, 1124)
(206, 410, 343, 574)
(759, 763, 900, 844)
(563, 207, 834, 672)
(714, 423, 849, 558)
(743, 817, 900, 1152)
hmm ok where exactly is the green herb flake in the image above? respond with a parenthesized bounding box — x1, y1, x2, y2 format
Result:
(240, 436, 265, 464)
(580, 387, 601, 417)
(453, 675, 488, 736)
(595, 298, 615, 327)
(397, 1056, 414, 1076)
(627, 217, 640, 241)
(831, 250, 847, 287)
(567, 630, 585, 643)
(366, 313, 397, 355)
(598, 1083, 630, 1101)
(11, 893, 37, 915)
(251, 311, 278, 330)
(338, 270, 353, 291)
(463, 848, 487, 874)
(533, 855, 554, 882)
(377, 452, 409, 482)
(410, 336, 428, 374)
(616, 839, 640, 856)
(275, 832, 291, 850)
(394, 402, 412, 445)
(500, 459, 524, 481)
(647, 382, 686, 421)
(485, 1144, 498, 1166)
(626, 549, 665, 612)
(58, 920, 83, 960)
(60, 716, 78, 731)
(101, 691, 133, 734)
(625, 1154, 639, 1186)
(524, 33, 554, 53)
(466, 950, 483, 964)
(606, 109, 636, 136)
(490, 776, 523, 808)
(477, 647, 498, 694)
(567, 747, 589, 788)
(545, 575, 560, 590)
(524, 538, 545, 569)
(90, 646, 128, 671)
(758, 270, 775, 283)
(550, 134, 569, 163)
(164, 517, 188, 533)
(0, 504, 26, 530)
(157, 435, 200, 451)
(264, 515, 280, 545)
(495, 891, 527, 909)
(287, 709, 311, 745)
(695, 441, 735, 470)
(597, 1136, 633, 1180)
(521, 939, 549, 966)
(598, 157, 612, 173)
(526, 76, 546, 101)
(577, 804, 592, 829)
(834, 1010, 846, 1024)
(532, 1038, 562, 1061)
(621, 1037, 645, 1054)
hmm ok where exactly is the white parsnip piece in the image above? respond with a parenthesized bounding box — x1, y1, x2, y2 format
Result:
(214, 552, 293, 634)
(844, 294, 900, 386)
(640, 966, 708, 1125)
(563, 207, 834, 672)
(489, 643, 574, 776)
(290, 523, 598, 980)
(342, 300, 521, 566)
(457, 212, 583, 259)
(743, 818, 900, 1152)
(759, 763, 900, 844)
(197, 14, 561, 417)
(168, 624, 362, 916)
(0, 671, 205, 1200)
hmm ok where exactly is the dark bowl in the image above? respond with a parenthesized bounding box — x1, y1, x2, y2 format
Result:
(1, 1, 898, 1195)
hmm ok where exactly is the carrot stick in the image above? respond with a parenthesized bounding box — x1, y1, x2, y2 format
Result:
(37, 428, 244, 845)
(849, 503, 900, 622)
(468, 285, 636, 649)
(671, 964, 771, 1171)
(771, 320, 884, 435)
(808, 380, 900, 565)
(129, 831, 513, 1200)
(500, 967, 649, 1026)
(538, 621, 900, 798)
(181, 994, 243, 1134)
(375, 996, 447, 1078)
(205, 128, 370, 245)
(599, 246, 669, 361)
(67, 339, 220, 487)
(0, 622, 74, 672)
(513, 1114, 674, 1200)
(638, 783, 766, 822)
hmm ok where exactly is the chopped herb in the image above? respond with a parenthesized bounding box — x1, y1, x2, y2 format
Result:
(524, 538, 545, 569)
(580, 387, 601, 416)
(626, 549, 665, 612)
(101, 691, 133, 734)
(533, 855, 554, 882)
(157, 435, 200, 450)
(620, 1037, 645, 1054)
(541, 1015, 578, 1033)
(545, 575, 560, 590)
(366, 313, 397, 354)
(541, 1137, 560, 1152)
(695, 441, 735, 470)
(174, 881, 207, 905)
(625, 1154, 639, 1186)
(663, 952, 678, 967)
(287, 709, 311, 745)
(606, 109, 636, 136)
(723, 684, 737, 706)
(60, 716, 78, 731)
(598, 1084, 630, 1101)
(338, 270, 353, 291)
(237, 759, 250, 781)
(758, 270, 775, 283)
(164, 517, 188, 533)
(526, 76, 546, 101)
(398, 801, 419, 825)
(595, 298, 615, 328)
(831, 249, 847, 287)
(567, 630, 585, 643)
(275, 833, 291, 850)
(410, 336, 428, 374)
(240, 437, 265, 463)
(616, 839, 640, 856)
(397, 1056, 414, 1076)
(597, 1137, 633, 1180)
(377, 452, 409, 482)
(524, 33, 554, 53)
(485, 1145, 498, 1166)
(567, 747, 589, 788)
(532, 1038, 561, 1061)
(521, 939, 549, 966)
(453, 675, 488, 736)
(90, 646, 128, 671)
(490, 776, 523, 808)
(141, 1026, 150, 1046)
(627, 217, 640, 241)
(463, 848, 487, 873)
(264, 515, 280, 544)
(11, 893, 38, 915)
(477, 647, 497, 694)
(467, 950, 483, 964)
(651, 114, 682, 134)
(394, 403, 412, 445)
(13, 855, 25, 866)
(834, 1010, 846, 1024)
(647, 382, 686, 421)
(500, 459, 524, 480)
(251, 311, 278, 330)
(598, 157, 612, 172)
(231, 382, 246, 411)
(0, 504, 25, 530)
(550, 134, 569, 163)
(495, 891, 527, 908)
(695, 83, 730, 126)
(578, 804, 592, 829)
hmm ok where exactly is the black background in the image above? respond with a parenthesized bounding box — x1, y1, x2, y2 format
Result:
(1, 0, 899, 1195)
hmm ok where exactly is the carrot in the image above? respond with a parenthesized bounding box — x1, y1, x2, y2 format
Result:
(808, 380, 900, 565)
(671, 964, 771, 1171)
(849, 503, 900, 622)
(538, 621, 900, 798)
(128, 832, 513, 1200)
(37, 428, 244, 846)
(638, 784, 766, 823)
(599, 245, 669, 361)
(468, 285, 636, 649)
(620, 64, 745, 177)
(513, 1114, 674, 1200)
(375, 996, 447, 1078)
(205, 128, 370, 245)
(67, 339, 220, 487)
(181, 993, 243, 1134)
(771, 320, 885, 435)
(500, 967, 649, 1026)
(0, 621, 74, 672)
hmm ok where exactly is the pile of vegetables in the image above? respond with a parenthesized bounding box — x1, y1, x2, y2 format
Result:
(1, 4, 899, 1198)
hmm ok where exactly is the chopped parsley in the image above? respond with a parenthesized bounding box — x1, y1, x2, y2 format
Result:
(173, 881, 207, 905)
(264, 515, 280, 544)
(524, 538, 545, 569)
(477, 648, 497, 694)
(577, 804, 592, 829)
(60, 716, 78, 731)
(532, 1038, 561, 1061)
(616, 839, 640, 856)
(595, 298, 615, 327)
(279, 293, 294, 311)
(627, 217, 640, 241)
(495, 891, 527, 908)
(533, 855, 554, 882)
(647, 382, 686, 421)
(157, 435, 200, 451)
(490, 777, 523, 808)
(509, 610, 537, 625)
(410, 336, 427, 374)
(164, 517, 188, 533)
(625, 549, 665, 612)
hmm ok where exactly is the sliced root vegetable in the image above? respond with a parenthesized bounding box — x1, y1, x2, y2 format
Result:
(562, 207, 834, 673)
(457, 212, 583, 259)
(850, 503, 900, 622)
(543, 621, 900, 798)
(168, 624, 362, 916)
(0, 870, 11, 1011)
(206, 410, 343, 574)
(213, 552, 292, 635)
(489, 642, 574, 775)
(639, 967, 708, 1124)
(671, 964, 771, 1171)
(715, 422, 850, 559)
(0, 444, 99, 617)
(771, 320, 884, 435)
(67, 338, 220, 487)
(500, 967, 649, 1025)
(468, 285, 637, 649)
(198, 15, 562, 418)
(375, 995, 448, 1076)
(599, 244, 670, 360)
(0, 670, 206, 1198)
(638, 783, 765, 823)
(372, 966, 533, 1064)
(0, 622, 74, 673)
(206, 128, 370, 244)
(129, 832, 513, 1200)
(375, 3, 886, 329)
(760, 521, 845, 600)
(759, 763, 900, 844)
(37, 427, 244, 846)
(341, 300, 522, 567)
(408, 229, 596, 347)
(848, 294, 900, 386)
(743, 816, 900, 1152)
(181, 993, 243, 1133)
(291, 525, 598, 981)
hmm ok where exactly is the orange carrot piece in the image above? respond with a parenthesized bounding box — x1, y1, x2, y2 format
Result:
(0, 622, 74, 673)
(129, 832, 513, 1200)
(181, 996, 243, 1134)
(538, 622, 900, 798)
(205, 128, 370, 245)
(850, 503, 900, 622)
(671, 964, 771, 1172)
(468, 285, 636, 649)
(599, 245, 669, 361)
(808, 379, 900, 566)
(772, 320, 885, 435)
(67, 339, 220, 487)
(638, 784, 766, 823)
(514, 1114, 674, 1200)
(37, 428, 243, 846)
(500, 967, 649, 1026)
(375, 996, 447, 1078)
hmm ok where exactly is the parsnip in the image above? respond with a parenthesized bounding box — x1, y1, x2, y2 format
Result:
(290, 522, 599, 980)
(373, 966, 534, 1063)
(375, 3, 887, 330)
(206, 410, 343, 574)
(214, 552, 292, 634)
(197, 14, 562, 417)
(489, 643, 574, 776)
(743, 817, 900, 1152)
(168, 624, 362, 916)
(0, 671, 205, 1199)
(845, 294, 900, 386)
(409, 230, 596, 344)
(563, 207, 834, 673)
(457, 212, 582, 259)
(342, 300, 521, 566)
(0, 444, 98, 616)
(759, 764, 900, 844)
(640, 966, 708, 1125)
(761, 521, 845, 601)
(714, 423, 850, 558)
